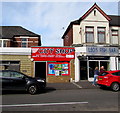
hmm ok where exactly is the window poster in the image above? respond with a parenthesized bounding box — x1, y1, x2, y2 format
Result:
(48, 62, 69, 76)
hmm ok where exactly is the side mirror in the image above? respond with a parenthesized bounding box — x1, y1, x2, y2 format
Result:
(22, 75, 25, 79)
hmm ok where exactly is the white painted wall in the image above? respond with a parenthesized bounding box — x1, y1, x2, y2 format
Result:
(0, 47, 31, 55)
(73, 25, 81, 44)
(72, 8, 110, 45)
(84, 9, 108, 21)
(75, 47, 86, 82)
(110, 57, 117, 70)
(80, 21, 109, 44)
(109, 26, 120, 45)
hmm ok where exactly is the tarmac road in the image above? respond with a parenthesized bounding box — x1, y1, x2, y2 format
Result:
(1, 88, 119, 112)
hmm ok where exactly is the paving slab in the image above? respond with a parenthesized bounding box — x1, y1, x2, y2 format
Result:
(46, 81, 99, 90)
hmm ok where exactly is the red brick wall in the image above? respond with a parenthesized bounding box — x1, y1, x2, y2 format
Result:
(12, 37, 40, 47)
(6, 40, 11, 47)
(63, 27, 73, 46)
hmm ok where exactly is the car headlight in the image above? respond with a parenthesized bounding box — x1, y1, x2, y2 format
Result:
(37, 79, 45, 83)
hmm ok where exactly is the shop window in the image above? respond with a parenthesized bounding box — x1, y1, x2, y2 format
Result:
(48, 62, 69, 76)
(118, 58, 120, 70)
(10, 61, 20, 64)
(0, 61, 20, 71)
(111, 30, 119, 45)
(0, 71, 2, 77)
(89, 61, 99, 78)
(85, 27, 94, 43)
(97, 27, 106, 43)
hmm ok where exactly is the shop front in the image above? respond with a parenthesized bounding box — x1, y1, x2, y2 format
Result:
(75, 46, 119, 82)
(0, 48, 34, 77)
(31, 47, 75, 83)
(119, 49, 120, 70)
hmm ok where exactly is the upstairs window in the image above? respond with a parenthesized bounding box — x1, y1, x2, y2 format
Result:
(111, 30, 119, 45)
(0, 40, 2, 47)
(21, 38, 28, 47)
(97, 27, 105, 43)
(3, 40, 7, 47)
(85, 27, 94, 43)
(0, 39, 8, 47)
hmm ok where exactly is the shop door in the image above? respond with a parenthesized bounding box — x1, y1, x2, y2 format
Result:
(35, 62, 46, 79)
(88, 61, 110, 81)
(89, 61, 99, 78)
(100, 61, 110, 71)
(80, 61, 88, 80)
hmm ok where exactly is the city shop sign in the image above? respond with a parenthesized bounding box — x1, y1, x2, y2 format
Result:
(31, 47, 75, 61)
(87, 47, 119, 56)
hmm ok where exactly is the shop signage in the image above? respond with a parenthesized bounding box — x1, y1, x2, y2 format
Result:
(87, 47, 119, 56)
(88, 56, 110, 60)
(31, 47, 75, 61)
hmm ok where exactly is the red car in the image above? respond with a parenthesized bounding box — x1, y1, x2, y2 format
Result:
(97, 70, 120, 91)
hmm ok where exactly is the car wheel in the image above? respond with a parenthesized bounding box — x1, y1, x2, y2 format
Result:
(111, 82, 119, 92)
(28, 85, 38, 95)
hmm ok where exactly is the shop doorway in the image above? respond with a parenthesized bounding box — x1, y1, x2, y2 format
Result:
(89, 61, 99, 78)
(80, 61, 88, 80)
(100, 61, 110, 71)
(35, 62, 46, 79)
(88, 60, 109, 81)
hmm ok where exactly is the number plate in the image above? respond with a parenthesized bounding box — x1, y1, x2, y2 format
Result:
(99, 78, 102, 80)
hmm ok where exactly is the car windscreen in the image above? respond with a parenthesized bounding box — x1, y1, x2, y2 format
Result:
(99, 72, 109, 76)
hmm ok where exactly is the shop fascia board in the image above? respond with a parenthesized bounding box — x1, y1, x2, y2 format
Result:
(75, 47, 87, 57)
(0, 47, 31, 55)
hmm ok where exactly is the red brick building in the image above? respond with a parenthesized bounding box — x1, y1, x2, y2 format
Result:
(0, 26, 41, 47)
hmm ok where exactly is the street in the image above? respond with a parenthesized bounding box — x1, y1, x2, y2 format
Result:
(1, 86, 119, 112)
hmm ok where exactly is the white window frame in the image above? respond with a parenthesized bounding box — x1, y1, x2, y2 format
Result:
(97, 27, 106, 43)
(20, 37, 28, 48)
(85, 27, 94, 43)
(111, 30, 119, 45)
(0, 39, 9, 47)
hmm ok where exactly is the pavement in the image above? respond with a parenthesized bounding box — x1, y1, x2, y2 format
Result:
(46, 80, 99, 90)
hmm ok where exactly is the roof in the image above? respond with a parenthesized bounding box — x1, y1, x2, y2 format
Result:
(109, 15, 120, 26)
(0, 26, 40, 39)
(71, 15, 120, 26)
(62, 3, 120, 39)
(81, 3, 111, 21)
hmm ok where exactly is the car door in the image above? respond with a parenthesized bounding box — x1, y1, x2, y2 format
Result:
(112, 71, 120, 82)
(118, 71, 120, 83)
(1, 71, 12, 89)
(0, 71, 2, 89)
(10, 71, 27, 90)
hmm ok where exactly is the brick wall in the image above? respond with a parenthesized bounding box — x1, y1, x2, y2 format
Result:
(47, 76, 70, 83)
(12, 37, 40, 47)
(0, 55, 34, 77)
(63, 28, 73, 46)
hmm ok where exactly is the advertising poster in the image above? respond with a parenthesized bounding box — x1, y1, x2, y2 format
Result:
(48, 62, 69, 76)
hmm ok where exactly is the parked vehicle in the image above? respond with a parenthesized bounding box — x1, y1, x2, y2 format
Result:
(97, 70, 120, 91)
(0, 70, 46, 94)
